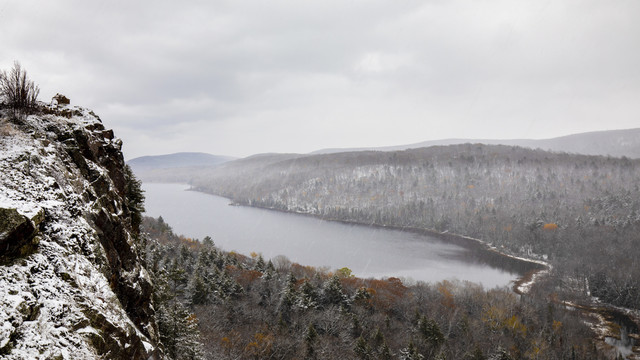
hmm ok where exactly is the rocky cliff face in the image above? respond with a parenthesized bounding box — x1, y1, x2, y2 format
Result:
(0, 104, 159, 358)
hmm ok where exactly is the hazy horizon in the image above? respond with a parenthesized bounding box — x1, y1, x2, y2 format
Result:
(128, 126, 640, 160)
(2, 1, 639, 159)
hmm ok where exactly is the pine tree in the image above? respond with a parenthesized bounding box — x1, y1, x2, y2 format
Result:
(278, 273, 297, 320)
(156, 301, 204, 360)
(266, 259, 276, 273)
(305, 323, 318, 358)
(418, 315, 444, 349)
(254, 254, 266, 272)
(470, 345, 486, 360)
(354, 286, 372, 306)
(190, 274, 209, 305)
(492, 347, 513, 360)
(371, 327, 385, 350)
(123, 164, 145, 232)
(168, 258, 188, 301)
(399, 340, 424, 360)
(297, 279, 319, 310)
(379, 342, 393, 360)
(354, 335, 372, 359)
(202, 235, 214, 247)
(322, 275, 349, 307)
(152, 262, 205, 360)
(351, 315, 363, 338)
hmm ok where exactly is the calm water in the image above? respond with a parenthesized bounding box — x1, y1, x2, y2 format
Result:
(143, 183, 517, 288)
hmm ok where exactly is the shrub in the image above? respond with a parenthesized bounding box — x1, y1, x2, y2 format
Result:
(0, 61, 40, 118)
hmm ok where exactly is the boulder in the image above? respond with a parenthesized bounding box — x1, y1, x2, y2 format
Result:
(0, 208, 39, 260)
(51, 93, 70, 106)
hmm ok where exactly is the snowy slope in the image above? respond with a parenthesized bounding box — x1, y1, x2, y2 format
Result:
(0, 105, 158, 359)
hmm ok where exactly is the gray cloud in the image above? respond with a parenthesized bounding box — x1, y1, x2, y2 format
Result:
(1, 0, 639, 158)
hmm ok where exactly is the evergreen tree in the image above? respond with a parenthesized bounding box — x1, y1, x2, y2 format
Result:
(418, 315, 444, 349)
(322, 275, 349, 307)
(491, 347, 513, 360)
(202, 235, 214, 247)
(151, 260, 205, 360)
(379, 342, 393, 360)
(400, 340, 424, 360)
(351, 314, 363, 338)
(278, 273, 297, 320)
(124, 164, 145, 232)
(305, 323, 318, 358)
(156, 301, 204, 360)
(297, 279, 319, 310)
(254, 254, 266, 272)
(354, 335, 372, 359)
(371, 327, 385, 350)
(266, 259, 276, 273)
(354, 286, 372, 306)
(470, 345, 486, 360)
(190, 274, 209, 305)
(168, 257, 188, 301)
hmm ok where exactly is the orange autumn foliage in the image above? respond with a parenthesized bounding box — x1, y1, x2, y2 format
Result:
(367, 277, 407, 311)
(235, 269, 263, 287)
(290, 263, 319, 279)
(244, 331, 274, 359)
(438, 280, 456, 310)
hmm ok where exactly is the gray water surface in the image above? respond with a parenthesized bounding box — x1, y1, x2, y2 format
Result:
(143, 183, 516, 288)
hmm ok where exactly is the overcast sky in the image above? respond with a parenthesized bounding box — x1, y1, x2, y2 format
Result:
(1, 1, 639, 159)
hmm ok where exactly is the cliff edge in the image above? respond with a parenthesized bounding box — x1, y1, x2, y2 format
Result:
(0, 103, 159, 358)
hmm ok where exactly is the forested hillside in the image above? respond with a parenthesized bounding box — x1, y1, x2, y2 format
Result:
(188, 144, 640, 311)
(143, 216, 611, 360)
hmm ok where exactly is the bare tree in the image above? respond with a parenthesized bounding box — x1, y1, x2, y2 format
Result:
(0, 61, 40, 117)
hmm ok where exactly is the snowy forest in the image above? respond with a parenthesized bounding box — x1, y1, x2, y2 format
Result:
(136, 143, 640, 359)
(143, 216, 609, 359)
(180, 144, 640, 312)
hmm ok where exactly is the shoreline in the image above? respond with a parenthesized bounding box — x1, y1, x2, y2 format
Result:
(184, 185, 639, 357)
(192, 187, 550, 292)
(220, 196, 640, 357)
(182, 185, 638, 357)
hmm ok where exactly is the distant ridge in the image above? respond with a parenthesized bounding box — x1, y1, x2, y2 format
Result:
(128, 152, 236, 171)
(312, 128, 640, 158)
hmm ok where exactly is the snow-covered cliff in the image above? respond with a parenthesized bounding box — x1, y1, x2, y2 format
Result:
(0, 104, 159, 358)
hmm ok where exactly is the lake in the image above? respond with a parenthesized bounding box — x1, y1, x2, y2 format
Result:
(142, 183, 518, 288)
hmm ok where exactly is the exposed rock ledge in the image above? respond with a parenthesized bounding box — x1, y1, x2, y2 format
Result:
(0, 105, 159, 359)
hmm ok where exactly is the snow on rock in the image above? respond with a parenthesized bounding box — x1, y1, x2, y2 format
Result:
(0, 105, 159, 359)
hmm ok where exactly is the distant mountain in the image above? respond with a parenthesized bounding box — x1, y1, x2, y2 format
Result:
(127, 152, 237, 183)
(313, 128, 640, 158)
(128, 152, 236, 171)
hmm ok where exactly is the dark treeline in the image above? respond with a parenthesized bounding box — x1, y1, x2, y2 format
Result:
(143, 216, 608, 360)
(185, 144, 640, 311)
